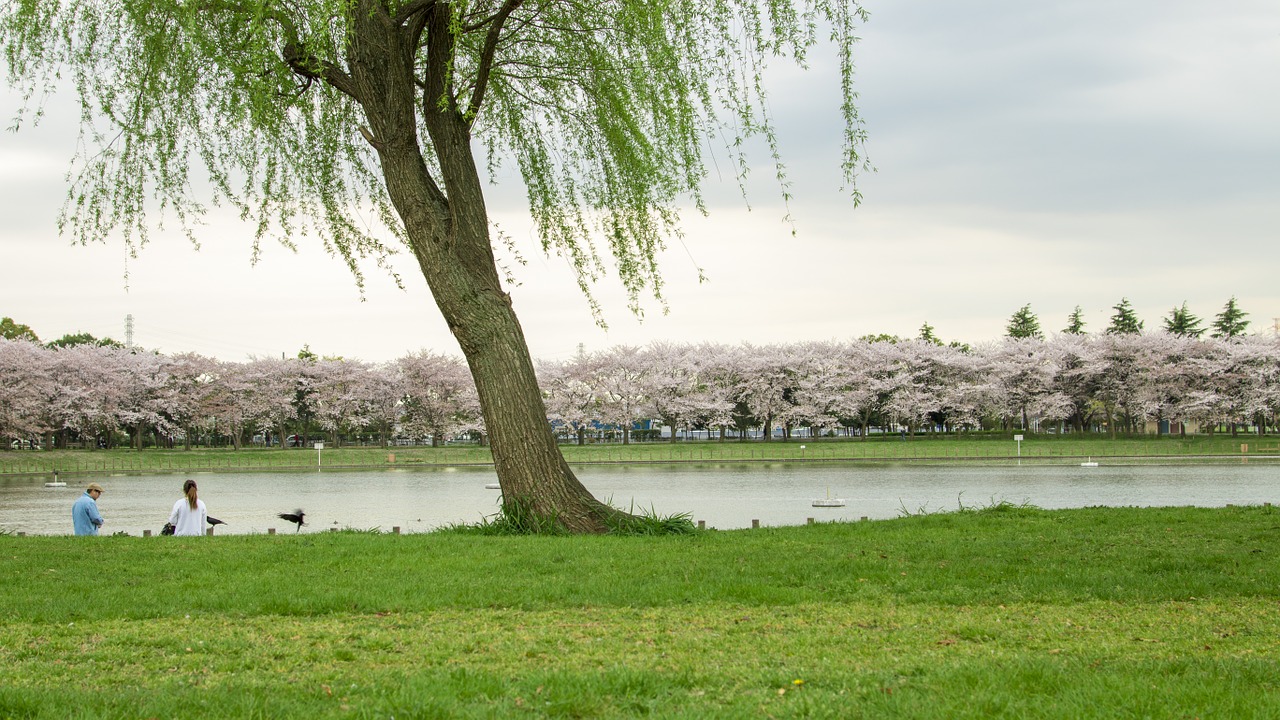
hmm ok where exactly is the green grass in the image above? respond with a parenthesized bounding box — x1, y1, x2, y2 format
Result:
(2, 504, 1279, 718)
(2, 433, 1276, 477)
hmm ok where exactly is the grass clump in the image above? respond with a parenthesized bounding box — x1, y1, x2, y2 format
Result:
(440, 496, 697, 536)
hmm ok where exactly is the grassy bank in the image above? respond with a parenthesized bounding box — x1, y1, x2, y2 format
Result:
(3, 433, 1277, 477)
(3, 505, 1279, 718)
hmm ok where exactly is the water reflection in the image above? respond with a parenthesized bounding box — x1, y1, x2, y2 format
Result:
(1, 462, 1277, 536)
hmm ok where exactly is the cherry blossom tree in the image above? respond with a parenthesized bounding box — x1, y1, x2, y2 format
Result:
(200, 360, 255, 449)
(1051, 333, 1104, 433)
(1091, 333, 1161, 437)
(639, 342, 715, 441)
(49, 344, 132, 448)
(398, 351, 480, 446)
(0, 339, 55, 445)
(240, 357, 304, 447)
(111, 349, 179, 450)
(588, 346, 649, 444)
(157, 353, 220, 449)
(734, 344, 802, 441)
(538, 355, 599, 445)
(363, 363, 404, 447)
(785, 341, 854, 439)
(982, 338, 1070, 432)
(880, 340, 952, 437)
(310, 358, 388, 447)
(690, 344, 740, 441)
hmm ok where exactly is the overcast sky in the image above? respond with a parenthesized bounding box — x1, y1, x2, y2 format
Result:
(3, 0, 1278, 362)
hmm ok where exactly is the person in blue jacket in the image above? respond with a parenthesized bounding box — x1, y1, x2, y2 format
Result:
(71, 482, 105, 535)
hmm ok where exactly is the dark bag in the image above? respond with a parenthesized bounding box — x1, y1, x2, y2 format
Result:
(161, 522, 175, 536)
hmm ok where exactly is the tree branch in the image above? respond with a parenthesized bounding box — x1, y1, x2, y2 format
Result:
(467, 0, 524, 125)
(283, 40, 361, 103)
(393, 0, 437, 26)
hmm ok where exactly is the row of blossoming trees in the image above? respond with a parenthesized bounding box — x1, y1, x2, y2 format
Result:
(2, 332, 1279, 449)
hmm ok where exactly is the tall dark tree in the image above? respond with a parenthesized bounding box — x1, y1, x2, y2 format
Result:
(1162, 302, 1204, 338)
(1005, 304, 1044, 340)
(2, 1, 871, 532)
(1062, 306, 1087, 335)
(1105, 298, 1144, 335)
(1210, 297, 1250, 339)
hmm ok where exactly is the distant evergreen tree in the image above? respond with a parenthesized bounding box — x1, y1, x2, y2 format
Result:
(1062, 306, 1087, 335)
(1162, 302, 1205, 338)
(1005, 304, 1044, 340)
(1211, 296, 1250, 339)
(918, 322, 942, 345)
(1105, 298, 1144, 335)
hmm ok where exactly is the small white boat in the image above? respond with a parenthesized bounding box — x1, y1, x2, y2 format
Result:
(812, 487, 846, 507)
(1080, 457, 1099, 468)
(44, 472, 66, 488)
(484, 482, 501, 490)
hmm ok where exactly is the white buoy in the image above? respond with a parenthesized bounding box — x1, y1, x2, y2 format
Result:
(1081, 457, 1099, 468)
(812, 487, 846, 507)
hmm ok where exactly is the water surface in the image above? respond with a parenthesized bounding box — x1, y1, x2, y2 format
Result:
(3, 462, 1276, 536)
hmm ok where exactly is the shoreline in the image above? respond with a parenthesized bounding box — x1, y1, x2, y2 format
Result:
(4, 452, 1278, 479)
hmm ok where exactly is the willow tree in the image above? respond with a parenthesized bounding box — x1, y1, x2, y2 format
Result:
(2, 0, 869, 532)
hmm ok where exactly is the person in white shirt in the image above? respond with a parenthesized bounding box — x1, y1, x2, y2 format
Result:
(168, 479, 208, 536)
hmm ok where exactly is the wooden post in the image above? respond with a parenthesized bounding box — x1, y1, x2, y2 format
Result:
(807, 517, 815, 524)
(143, 529, 152, 537)
(697, 520, 705, 530)
(861, 516, 868, 522)
(752, 519, 760, 529)
(268, 528, 276, 535)
(392, 526, 401, 535)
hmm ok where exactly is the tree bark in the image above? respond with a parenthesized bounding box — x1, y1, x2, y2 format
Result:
(342, 2, 617, 532)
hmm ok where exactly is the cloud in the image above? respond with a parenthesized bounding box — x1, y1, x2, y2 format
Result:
(1, 0, 1276, 360)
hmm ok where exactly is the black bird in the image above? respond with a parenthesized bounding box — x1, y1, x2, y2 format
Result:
(207, 516, 226, 526)
(277, 510, 306, 532)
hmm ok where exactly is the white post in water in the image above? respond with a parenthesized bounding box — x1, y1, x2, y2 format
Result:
(1014, 434, 1023, 465)
(315, 441, 324, 471)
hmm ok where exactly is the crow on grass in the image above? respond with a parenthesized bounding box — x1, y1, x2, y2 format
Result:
(278, 510, 306, 532)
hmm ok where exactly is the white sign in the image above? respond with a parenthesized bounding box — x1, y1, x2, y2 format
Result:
(314, 442, 325, 450)
(1013, 435, 1024, 442)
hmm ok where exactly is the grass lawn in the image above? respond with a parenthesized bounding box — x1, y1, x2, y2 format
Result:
(2, 433, 1276, 477)
(2, 504, 1278, 718)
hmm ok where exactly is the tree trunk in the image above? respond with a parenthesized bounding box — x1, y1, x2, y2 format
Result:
(346, 4, 618, 532)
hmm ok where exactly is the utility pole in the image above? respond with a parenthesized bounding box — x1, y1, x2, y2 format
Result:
(125, 314, 134, 349)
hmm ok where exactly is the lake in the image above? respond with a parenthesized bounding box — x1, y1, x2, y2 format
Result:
(2, 461, 1277, 536)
